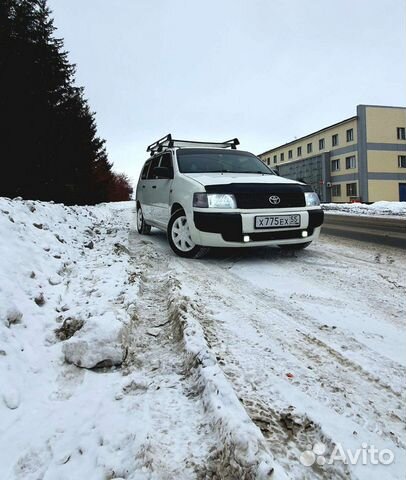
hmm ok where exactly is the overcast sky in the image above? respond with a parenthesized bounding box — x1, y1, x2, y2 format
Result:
(48, 0, 406, 183)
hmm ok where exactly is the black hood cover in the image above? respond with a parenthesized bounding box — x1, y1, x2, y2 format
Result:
(204, 183, 313, 209)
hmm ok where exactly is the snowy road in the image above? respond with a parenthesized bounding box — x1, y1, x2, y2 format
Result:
(323, 213, 406, 248)
(1, 200, 405, 480)
(130, 222, 406, 479)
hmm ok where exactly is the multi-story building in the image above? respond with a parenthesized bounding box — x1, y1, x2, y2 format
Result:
(259, 105, 406, 202)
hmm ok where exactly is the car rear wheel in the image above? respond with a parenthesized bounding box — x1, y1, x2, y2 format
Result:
(278, 241, 311, 250)
(137, 205, 151, 234)
(168, 210, 209, 258)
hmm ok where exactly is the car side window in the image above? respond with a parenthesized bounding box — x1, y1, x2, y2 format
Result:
(141, 160, 151, 180)
(159, 153, 173, 178)
(147, 155, 161, 179)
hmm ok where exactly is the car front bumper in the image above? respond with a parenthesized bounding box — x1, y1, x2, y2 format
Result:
(192, 208, 324, 247)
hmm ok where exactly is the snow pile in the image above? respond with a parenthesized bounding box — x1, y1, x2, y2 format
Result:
(0, 197, 137, 478)
(62, 312, 124, 368)
(322, 201, 406, 217)
(0, 198, 133, 374)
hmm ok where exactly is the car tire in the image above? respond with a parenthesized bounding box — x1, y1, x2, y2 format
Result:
(136, 205, 151, 235)
(168, 209, 209, 259)
(278, 241, 311, 250)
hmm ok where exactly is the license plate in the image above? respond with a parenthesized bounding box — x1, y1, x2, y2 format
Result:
(255, 214, 301, 229)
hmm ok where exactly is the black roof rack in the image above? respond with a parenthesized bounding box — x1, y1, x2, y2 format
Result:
(146, 134, 239, 155)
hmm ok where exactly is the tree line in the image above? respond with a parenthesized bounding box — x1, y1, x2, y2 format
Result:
(0, 0, 132, 204)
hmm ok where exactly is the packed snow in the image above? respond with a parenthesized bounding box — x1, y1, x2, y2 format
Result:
(1, 198, 405, 480)
(322, 201, 406, 217)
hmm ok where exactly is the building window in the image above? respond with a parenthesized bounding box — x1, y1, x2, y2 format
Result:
(297, 146, 302, 156)
(331, 159, 340, 171)
(397, 127, 406, 140)
(280, 152, 284, 161)
(399, 155, 406, 168)
(267, 158, 270, 165)
(288, 149, 293, 159)
(346, 129, 354, 142)
(332, 134, 339, 146)
(273, 155, 277, 164)
(346, 183, 357, 196)
(307, 143, 312, 153)
(345, 155, 356, 169)
(319, 138, 325, 150)
(331, 184, 341, 197)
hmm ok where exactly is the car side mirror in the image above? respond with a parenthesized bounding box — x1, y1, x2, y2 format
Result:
(153, 166, 172, 179)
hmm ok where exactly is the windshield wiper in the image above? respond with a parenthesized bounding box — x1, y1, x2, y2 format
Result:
(237, 171, 273, 175)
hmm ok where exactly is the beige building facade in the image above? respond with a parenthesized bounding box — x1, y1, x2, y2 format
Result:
(259, 105, 406, 203)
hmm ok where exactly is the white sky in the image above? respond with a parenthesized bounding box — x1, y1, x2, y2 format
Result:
(48, 0, 406, 184)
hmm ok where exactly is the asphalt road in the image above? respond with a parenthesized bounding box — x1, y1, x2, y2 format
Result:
(321, 213, 406, 249)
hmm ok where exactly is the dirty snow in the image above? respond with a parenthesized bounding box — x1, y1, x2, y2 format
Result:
(322, 201, 406, 217)
(1, 198, 405, 480)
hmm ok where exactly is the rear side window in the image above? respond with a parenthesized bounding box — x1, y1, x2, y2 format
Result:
(147, 156, 161, 179)
(159, 153, 173, 177)
(141, 160, 151, 179)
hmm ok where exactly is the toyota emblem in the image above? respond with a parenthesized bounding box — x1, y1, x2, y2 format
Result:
(269, 195, 281, 205)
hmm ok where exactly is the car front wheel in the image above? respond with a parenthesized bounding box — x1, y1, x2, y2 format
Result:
(168, 210, 209, 258)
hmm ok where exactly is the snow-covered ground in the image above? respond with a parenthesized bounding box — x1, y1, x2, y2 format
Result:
(1, 198, 405, 480)
(322, 201, 406, 217)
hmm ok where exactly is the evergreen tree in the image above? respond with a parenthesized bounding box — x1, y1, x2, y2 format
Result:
(0, 0, 132, 204)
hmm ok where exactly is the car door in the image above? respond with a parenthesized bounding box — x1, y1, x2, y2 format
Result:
(137, 159, 151, 210)
(142, 155, 160, 221)
(150, 152, 174, 226)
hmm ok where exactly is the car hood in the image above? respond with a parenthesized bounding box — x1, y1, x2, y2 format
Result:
(183, 172, 302, 187)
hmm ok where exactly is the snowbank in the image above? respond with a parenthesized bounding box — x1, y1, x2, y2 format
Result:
(0, 198, 133, 374)
(0, 197, 137, 479)
(322, 201, 406, 217)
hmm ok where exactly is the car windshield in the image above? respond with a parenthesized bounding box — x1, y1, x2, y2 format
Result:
(176, 149, 275, 175)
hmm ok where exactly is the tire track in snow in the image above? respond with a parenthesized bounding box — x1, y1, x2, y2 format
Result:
(127, 234, 282, 479)
(166, 253, 405, 477)
(123, 238, 216, 478)
(172, 280, 350, 480)
(129, 230, 405, 479)
(128, 234, 346, 478)
(254, 287, 405, 400)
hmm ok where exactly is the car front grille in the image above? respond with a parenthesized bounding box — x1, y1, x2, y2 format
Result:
(205, 183, 309, 209)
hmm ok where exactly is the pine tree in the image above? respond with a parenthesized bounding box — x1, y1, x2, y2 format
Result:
(0, 0, 131, 204)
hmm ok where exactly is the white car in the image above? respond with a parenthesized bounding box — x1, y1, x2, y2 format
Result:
(136, 134, 324, 258)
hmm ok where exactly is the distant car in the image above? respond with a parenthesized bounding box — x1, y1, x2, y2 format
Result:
(136, 134, 324, 258)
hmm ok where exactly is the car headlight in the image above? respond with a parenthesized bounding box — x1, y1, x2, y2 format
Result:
(305, 192, 320, 206)
(193, 193, 237, 209)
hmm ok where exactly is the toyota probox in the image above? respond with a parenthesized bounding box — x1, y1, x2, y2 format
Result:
(136, 134, 324, 258)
